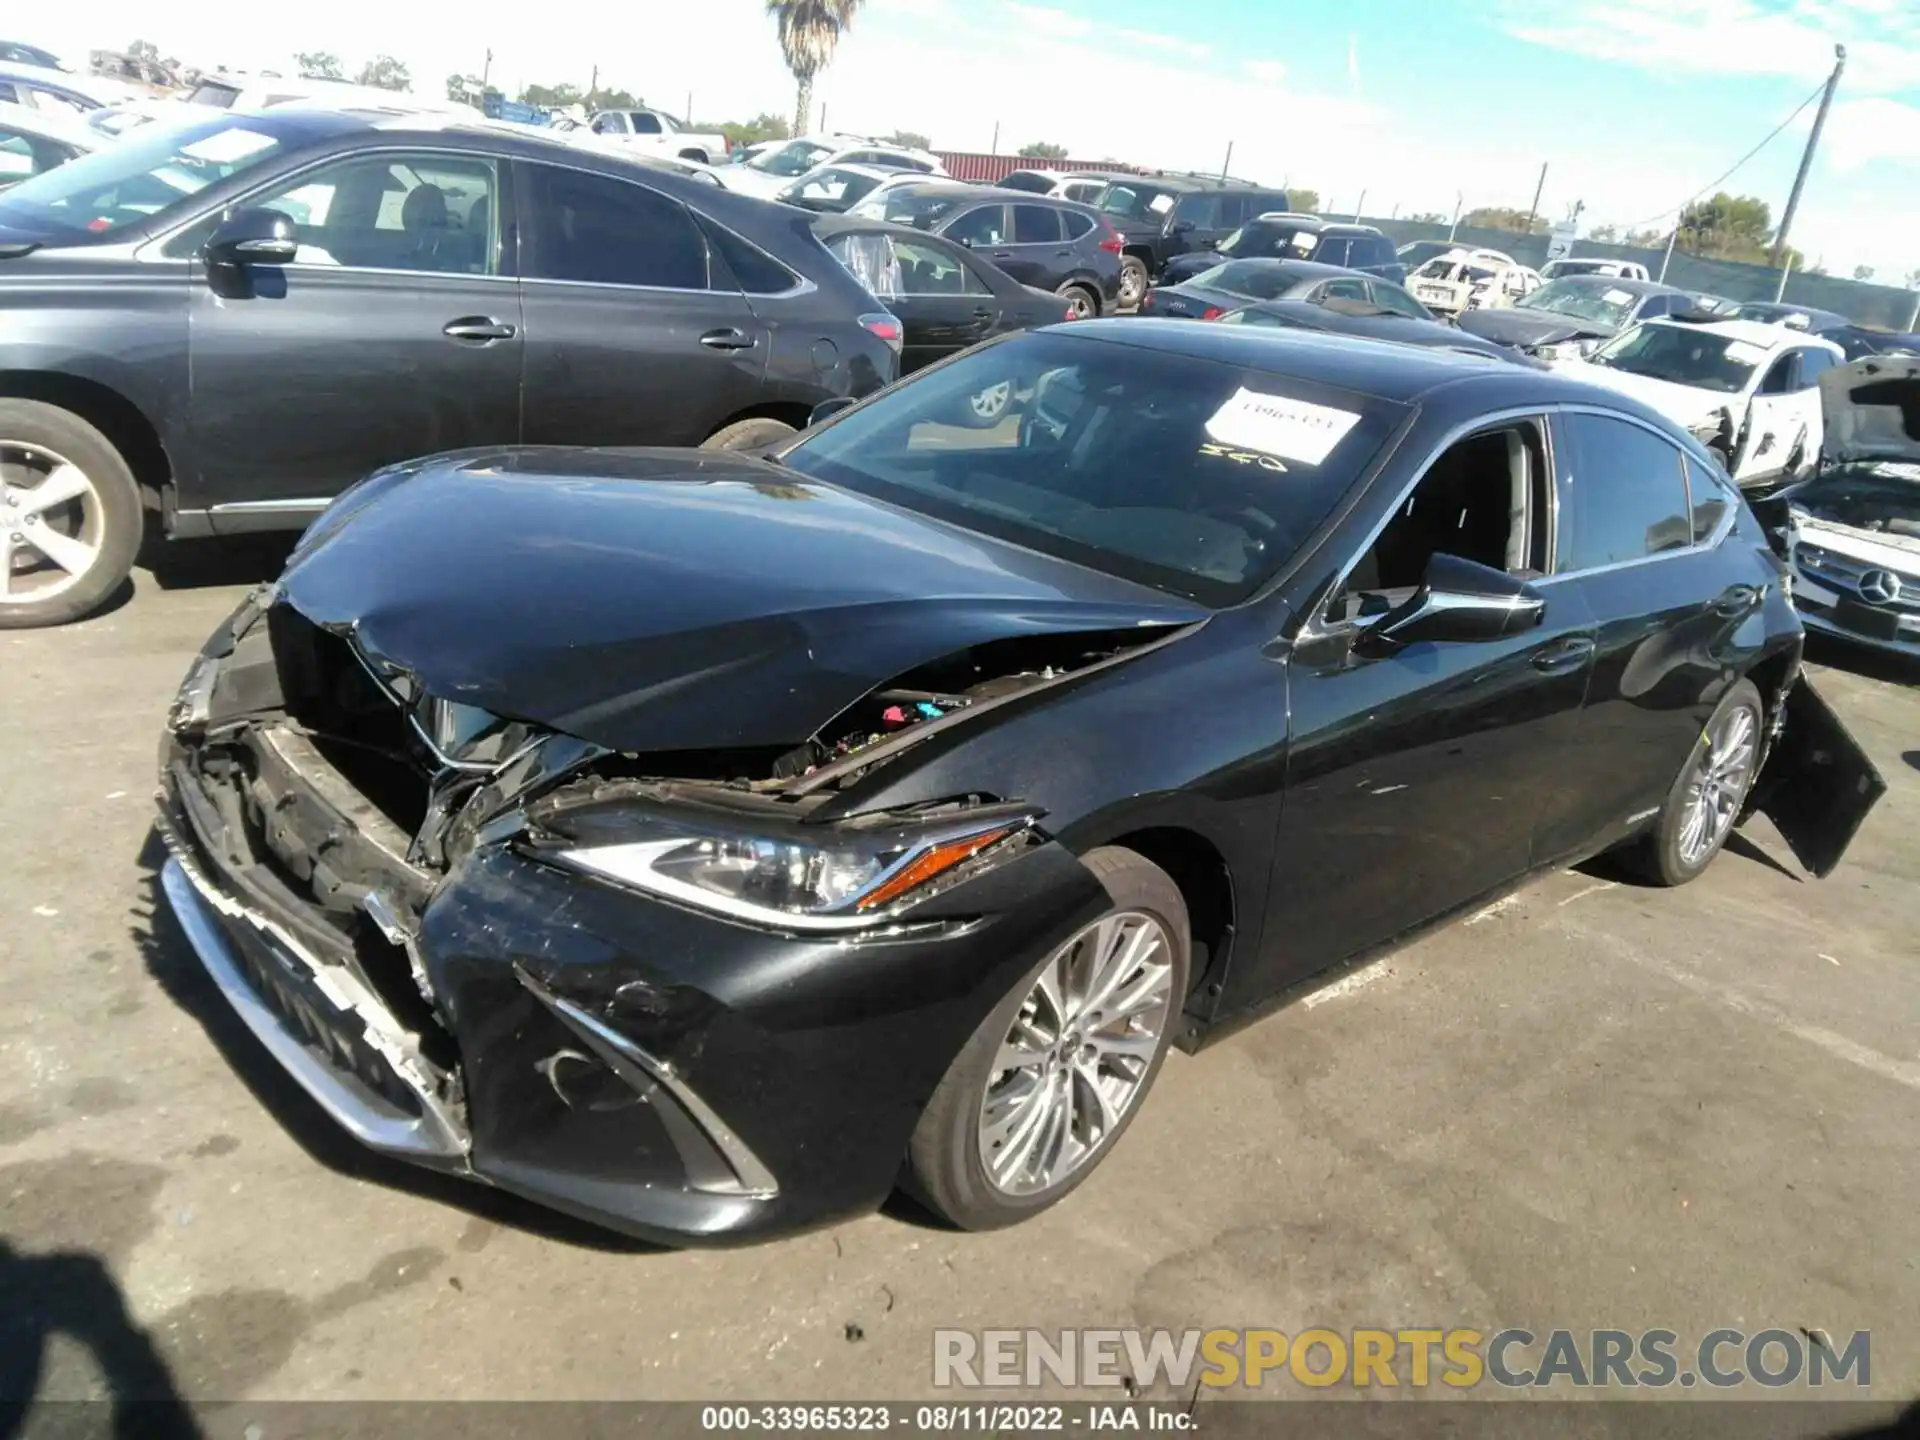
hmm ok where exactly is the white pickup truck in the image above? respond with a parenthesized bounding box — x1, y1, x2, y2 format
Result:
(586, 108, 730, 164)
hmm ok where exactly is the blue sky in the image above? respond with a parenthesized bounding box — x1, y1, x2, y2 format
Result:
(31, 0, 1920, 277)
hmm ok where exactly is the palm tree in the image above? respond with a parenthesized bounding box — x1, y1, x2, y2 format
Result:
(766, 0, 864, 139)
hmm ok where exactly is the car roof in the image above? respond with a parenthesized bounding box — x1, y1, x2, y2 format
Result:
(1246, 215, 1382, 237)
(1059, 318, 1604, 405)
(0, 98, 100, 143)
(1733, 301, 1852, 328)
(1541, 275, 1685, 297)
(1180, 257, 1360, 283)
(1646, 316, 1833, 350)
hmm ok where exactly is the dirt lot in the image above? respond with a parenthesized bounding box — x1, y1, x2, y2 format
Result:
(2, 553, 1916, 1421)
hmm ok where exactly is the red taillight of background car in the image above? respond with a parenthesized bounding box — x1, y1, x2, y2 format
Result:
(860, 313, 904, 350)
(1201, 306, 1224, 321)
(1063, 305, 1081, 321)
(1098, 226, 1125, 254)
(1140, 288, 1156, 312)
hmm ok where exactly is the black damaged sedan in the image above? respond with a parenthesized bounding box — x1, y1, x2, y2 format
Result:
(158, 322, 1883, 1243)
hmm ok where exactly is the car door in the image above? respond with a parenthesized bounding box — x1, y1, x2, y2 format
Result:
(1539, 408, 1753, 860)
(1249, 412, 1599, 995)
(1733, 350, 1807, 484)
(939, 201, 1011, 264)
(185, 147, 522, 520)
(514, 159, 770, 450)
(993, 204, 1070, 288)
(1784, 345, 1835, 469)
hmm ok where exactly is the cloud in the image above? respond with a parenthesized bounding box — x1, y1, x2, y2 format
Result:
(1244, 60, 1288, 86)
(1822, 95, 1920, 168)
(1502, 0, 1919, 91)
(1117, 28, 1212, 62)
(1002, 3, 1094, 40)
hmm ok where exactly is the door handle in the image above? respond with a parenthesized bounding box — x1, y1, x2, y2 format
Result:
(1530, 636, 1595, 673)
(971, 307, 995, 321)
(1716, 584, 1761, 616)
(442, 317, 516, 342)
(699, 328, 756, 351)
(990, 250, 1014, 260)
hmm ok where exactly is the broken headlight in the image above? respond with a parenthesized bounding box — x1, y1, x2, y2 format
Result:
(544, 807, 1032, 931)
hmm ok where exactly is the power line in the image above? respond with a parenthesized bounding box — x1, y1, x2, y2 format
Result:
(1614, 77, 1828, 232)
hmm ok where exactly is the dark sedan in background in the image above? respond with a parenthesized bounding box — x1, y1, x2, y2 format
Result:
(847, 180, 1123, 318)
(1140, 257, 1422, 321)
(0, 106, 900, 629)
(1157, 216, 1403, 288)
(1454, 276, 1696, 357)
(157, 322, 1879, 1247)
(1217, 296, 1518, 361)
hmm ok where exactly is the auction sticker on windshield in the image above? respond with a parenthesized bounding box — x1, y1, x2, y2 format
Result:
(1205, 389, 1361, 465)
(1604, 287, 1633, 305)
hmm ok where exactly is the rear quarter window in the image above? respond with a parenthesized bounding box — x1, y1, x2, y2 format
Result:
(1560, 412, 1695, 568)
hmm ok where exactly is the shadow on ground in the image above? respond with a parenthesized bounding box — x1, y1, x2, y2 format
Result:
(145, 536, 296, 593)
(131, 828, 662, 1256)
(1804, 632, 1920, 688)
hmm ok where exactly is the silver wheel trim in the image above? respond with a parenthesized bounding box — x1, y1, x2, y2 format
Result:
(976, 910, 1176, 1198)
(970, 382, 1012, 419)
(1677, 703, 1758, 867)
(1, 441, 105, 605)
(1119, 262, 1146, 305)
(1064, 290, 1094, 318)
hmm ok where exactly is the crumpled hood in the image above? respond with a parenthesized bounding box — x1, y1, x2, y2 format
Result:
(1455, 307, 1612, 349)
(277, 448, 1205, 754)
(1548, 359, 1727, 428)
(1818, 355, 1920, 466)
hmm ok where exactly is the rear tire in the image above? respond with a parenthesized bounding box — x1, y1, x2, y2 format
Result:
(0, 400, 143, 630)
(904, 847, 1190, 1230)
(1118, 256, 1149, 310)
(1056, 282, 1098, 319)
(700, 417, 797, 452)
(1618, 679, 1764, 887)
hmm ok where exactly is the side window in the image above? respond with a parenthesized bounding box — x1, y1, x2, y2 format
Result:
(696, 214, 796, 294)
(896, 237, 988, 294)
(1687, 456, 1732, 543)
(1560, 412, 1694, 569)
(0, 83, 15, 103)
(246, 153, 500, 275)
(1176, 193, 1220, 228)
(1061, 211, 1094, 240)
(1359, 237, 1394, 267)
(1756, 353, 1795, 395)
(944, 204, 1008, 246)
(1319, 277, 1369, 303)
(1012, 205, 1062, 244)
(1793, 347, 1834, 389)
(1370, 282, 1427, 320)
(1316, 239, 1351, 268)
(521, 164, 709, 289)
(1332, 421, 1550, 620)
(591, 113, 627, 135)
(1214, 195, 1250, 227)
(631, 112, 662, 135)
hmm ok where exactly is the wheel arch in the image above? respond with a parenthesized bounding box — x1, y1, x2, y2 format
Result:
(0, 370, 173, 512)
(705, 401, 813, 440)
(1085, 824, 1238, 1044)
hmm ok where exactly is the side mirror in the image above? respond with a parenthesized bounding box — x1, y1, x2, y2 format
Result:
(1168, 218, 1194, 236)
(1357, 553, 1545, 654)
(808, 396, 858, 427)
(206, 207, 298, 267)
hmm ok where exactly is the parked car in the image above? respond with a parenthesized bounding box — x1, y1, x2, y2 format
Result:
(719, 136, 944, 198)
(815, 215, 1079, 386)
(0, 106, 901, 628)
(183, 73, 462, 117)
(584, 108, 731, 165)
(1548, 318, 1842, 488)
(1090, 174, 1292, 307)
(846, 181, 1122, 316)
(1395, 239, 1461, 271)
(1407, 248, 1540, 316)
(1539, 257, 1651, 282)
(1454, 276, 1697, 357)
(0, 41, 66, 71)
(996, 168, 1066, 194)
(0, 60, 121, 114)
(85, 96, 200, 138)
(1048, 169, 1132, 205)
(1139, 257, 1396, 321)
(0, 100, 101, 187)
(1727, 300, 1915, 363)
(1215, 294, 1519, 361)
(154, 320, 1881, 1244)
(774, 162, 926, 214)
(1157, 216, 1403, 287)
(1764, 357, 1920, 657)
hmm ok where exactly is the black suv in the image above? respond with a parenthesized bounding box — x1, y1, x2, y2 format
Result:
(1157, 216, 1403, 288)
(0, 107, 900, 628)
(1087, 173, 1291, 306)
(846, 181, 1123, 317)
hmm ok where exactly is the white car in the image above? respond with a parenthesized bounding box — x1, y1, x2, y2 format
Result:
(85, 96, 200, 138)
(585, 108, 730, 165)
(1540, 257, 1651, 282)
(1778, 357, 1920, 657)
(1551, 318, 1844, 488)
(1407, 247, 1538, 315)
(184, 73, 468, 117)
(0, 98, 102, 185)
(719, 135, 945, 197)
(775, 161, 928, 213)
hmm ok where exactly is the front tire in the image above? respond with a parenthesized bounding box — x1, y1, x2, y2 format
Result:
(904, 847, 1190, 1230)
(701, 417, 797, 451)
(1619, 679, 1764, 886)
(0, 400, 143, 630)
(1056, 282, 1098, 319)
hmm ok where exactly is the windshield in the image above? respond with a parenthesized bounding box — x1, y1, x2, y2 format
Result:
(749, 140, 835, 177)
(780, 331, 1402, 605)
(0, 112, 300, 238)
(1590, 325, 1760, 394)
(1220, 222, 1317, 259)
(1097, 184, 1177, 221)
(1793, 465, 1920, 538)
(1520, 280, 1637, 327)
(779, 167, 881, 211)
(848, 188, 961, 227)
(1188, 261, 1300, 302)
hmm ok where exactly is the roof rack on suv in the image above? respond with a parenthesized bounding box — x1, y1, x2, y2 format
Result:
(1148, 169, 1266, 187)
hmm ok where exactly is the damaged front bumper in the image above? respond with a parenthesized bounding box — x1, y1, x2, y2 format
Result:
(155, 596, 1108, 1244)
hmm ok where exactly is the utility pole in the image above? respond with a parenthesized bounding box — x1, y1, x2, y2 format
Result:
(1772, 44, 1845, 270)
(1218, 142, 1233, 186)
(1773, 249, 1798, 305)
(480, 48, 492, 93)
(1448, 192, 1463, 242)
(990, 120, 999, 155)
(588, 64, 597, 105)
(1351, 189, 1366, 222)
(1522, 161, 1548, 235)
(1659, 223, 1679, 282)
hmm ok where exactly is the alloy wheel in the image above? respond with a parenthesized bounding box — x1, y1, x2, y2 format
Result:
(976, 910, 1176, 1197)
(1064, 290, 1094, 319)
(970, 382, 1013, 421)
(0, 442, 105, 606)
(1677, 703, 1758, 867)
(1118, 262, 1147, 308)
